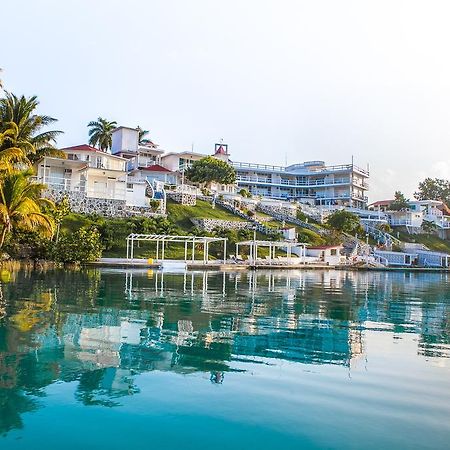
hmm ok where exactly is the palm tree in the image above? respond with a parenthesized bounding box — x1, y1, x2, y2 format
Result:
(0, 169, 55, 248)
(137, 126, 153, 146)
(0, 93, 64, 164)
(0, 122, 28, 171)
(88, 117, 117, 152)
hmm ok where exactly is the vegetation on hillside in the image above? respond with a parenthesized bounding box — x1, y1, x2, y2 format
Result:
(415, 178, 450, 208)
(184, 156, 236, 187)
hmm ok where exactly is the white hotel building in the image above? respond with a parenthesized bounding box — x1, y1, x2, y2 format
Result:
(231, 160, 369, 208)
(33, 125, 370, 210)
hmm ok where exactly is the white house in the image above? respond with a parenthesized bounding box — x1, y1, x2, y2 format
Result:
(305, 245, 345, 265)
(370, 199, 450, 230)
(34, 144, 128, 201)
(416, 250, 450, 268)
(373, 250, 418, 267)
(111, 126, 165, 171)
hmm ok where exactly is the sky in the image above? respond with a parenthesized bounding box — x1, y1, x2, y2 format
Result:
(2, 0, 450, 201)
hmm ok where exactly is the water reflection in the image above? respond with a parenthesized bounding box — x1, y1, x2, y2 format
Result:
(0, 268, 449, 437)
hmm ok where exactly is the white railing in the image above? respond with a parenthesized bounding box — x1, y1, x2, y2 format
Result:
(236, 175, 352, 187)
(31, 176, 86, 192)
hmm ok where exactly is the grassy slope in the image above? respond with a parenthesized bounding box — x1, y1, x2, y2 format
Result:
(166, 199, 245, 229)
(397, 231, 450, 253)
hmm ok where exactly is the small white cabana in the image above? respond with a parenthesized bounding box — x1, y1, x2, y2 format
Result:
(234, 240, 308, 264)
(126, 234, 227, 263)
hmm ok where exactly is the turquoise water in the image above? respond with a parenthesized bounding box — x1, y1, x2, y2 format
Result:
(0, 268, 449, 449)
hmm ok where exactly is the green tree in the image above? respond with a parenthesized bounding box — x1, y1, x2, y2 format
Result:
(185, 156, 236, 187)
(422, 219, 438, 234)
(326, 210, 361, 234)
(377, 222, 392, 234)
(0, 170, 55, 248)
(87, 117, 117, 152)
(390, 191, 410, 211)
(52, 196, 71, 242)
(239, 188, 252, 198)
(0, 92, 64, 164)
(53, 226, 103, 263)
(0, 123, 28, 171)
(414, 178, 450, 208)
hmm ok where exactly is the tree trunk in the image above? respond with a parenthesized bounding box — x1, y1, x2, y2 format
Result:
(0, 226, 8, 249)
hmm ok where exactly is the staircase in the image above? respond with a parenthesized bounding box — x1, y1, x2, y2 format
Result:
(256, 205, 327, 235)
(361, 221, 402, 250)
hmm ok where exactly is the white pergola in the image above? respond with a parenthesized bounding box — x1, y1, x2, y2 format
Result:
(126, 234, 227, 263)
(235, 240, 308, 264)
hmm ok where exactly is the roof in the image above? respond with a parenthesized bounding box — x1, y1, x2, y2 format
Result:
(214, 145, 228, 155)
(61, 144, 98, 152)
(162, 151, 207, 158)
(369, 200, 394, 207)
(138, 164, 173, 173)
(307, 245, 343, 249)
(61, 144, 127, 160)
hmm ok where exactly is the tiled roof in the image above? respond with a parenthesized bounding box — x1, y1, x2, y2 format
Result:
(60, 144, 99, 152)
(139, 164, 173, 173)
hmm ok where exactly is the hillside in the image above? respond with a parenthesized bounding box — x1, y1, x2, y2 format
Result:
(397, 231, 450, 253)
(166, 199, 246, 229)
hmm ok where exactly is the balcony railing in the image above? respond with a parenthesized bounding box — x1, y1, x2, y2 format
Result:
(236, 175, 352, 187)
(31, 176, 85, 192)
(232, 161, 370, 176)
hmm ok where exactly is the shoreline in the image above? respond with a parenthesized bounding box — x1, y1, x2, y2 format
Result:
(85, 258, 450, 273)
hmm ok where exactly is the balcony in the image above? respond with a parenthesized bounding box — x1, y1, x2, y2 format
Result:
(236, 175, 352, 187)
(232, 161, 370, 177)
(31, 176, 85, 193)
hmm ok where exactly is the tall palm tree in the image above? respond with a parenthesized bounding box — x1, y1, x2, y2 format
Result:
(0, 93, 64, 164)
(137, 126, 152, 146)
(0, 169, 55, 248)
(87, 117, 117, 152)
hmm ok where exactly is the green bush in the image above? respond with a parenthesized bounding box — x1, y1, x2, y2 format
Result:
(52, 227, 103, 263)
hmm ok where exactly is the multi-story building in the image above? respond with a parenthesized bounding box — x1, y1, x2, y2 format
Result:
(33, 144, 128, 201)
(231, 160, 369, 208)
(112, 126, 164, 170)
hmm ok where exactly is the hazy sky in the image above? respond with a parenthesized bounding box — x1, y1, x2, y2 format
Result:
(2, 0, 450, 200)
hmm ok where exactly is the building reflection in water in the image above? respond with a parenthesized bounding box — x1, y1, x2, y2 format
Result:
(0, 268, 449, 435)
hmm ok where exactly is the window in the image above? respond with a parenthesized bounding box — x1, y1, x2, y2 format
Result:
(330, 249, 337, 256)
(127, 183, 133, 190)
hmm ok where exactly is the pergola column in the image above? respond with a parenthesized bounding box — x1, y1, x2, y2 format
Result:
(184, 241, 188, 261)
(161, 239, 165, 260)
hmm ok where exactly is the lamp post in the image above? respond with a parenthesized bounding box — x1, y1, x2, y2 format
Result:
(252, 225, 257, 265)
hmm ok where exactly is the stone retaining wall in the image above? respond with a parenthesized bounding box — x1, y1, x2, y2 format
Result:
(191, 218, 252, 232)
(45, 189, 163, 218)
(258, 204, 297, 218)
(167, 191, 197, 206)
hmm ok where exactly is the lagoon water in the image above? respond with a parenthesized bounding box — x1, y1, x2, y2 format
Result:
(0, 268, 449, 449)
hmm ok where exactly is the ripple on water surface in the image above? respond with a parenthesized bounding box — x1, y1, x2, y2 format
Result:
(0, 268, 449, 450)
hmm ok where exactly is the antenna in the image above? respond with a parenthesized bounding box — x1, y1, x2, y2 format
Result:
(191, 142, 194, 153)
(285, 152, 288, 167)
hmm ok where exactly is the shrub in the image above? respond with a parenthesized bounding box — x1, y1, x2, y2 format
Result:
(53, 227, 103, 263)
(326, 210, 362, 234)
